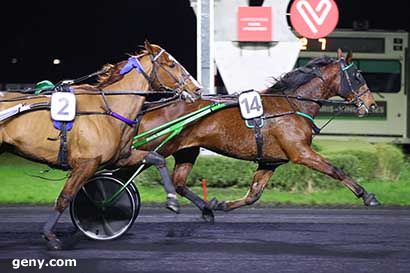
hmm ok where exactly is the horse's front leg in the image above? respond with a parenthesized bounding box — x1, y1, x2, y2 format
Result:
(117, 149, 180, 213)
(211, 164, 276, 212)
(286, 144, 380, 206)
(43, 157, 101, 250)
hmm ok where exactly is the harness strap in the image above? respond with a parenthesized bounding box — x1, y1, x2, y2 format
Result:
(248, 117, 264, 162)
(295, 111, 314, 122)
(342, 63, 354, 71)
(294, 112, 321, 134)
(109, 111, 139, 126)
(119, 55, 159, 91)
(264, 111, 321, 134)
(57, 123, 70, 170)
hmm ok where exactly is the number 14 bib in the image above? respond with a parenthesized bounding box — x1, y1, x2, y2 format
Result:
(238, 90, 264, 120)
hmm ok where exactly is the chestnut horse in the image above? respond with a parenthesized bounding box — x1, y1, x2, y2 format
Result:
(0, 41, 201, 249)
(122, 50, 379, 222)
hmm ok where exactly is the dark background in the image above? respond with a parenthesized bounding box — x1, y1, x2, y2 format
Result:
(0, 0, 196, 84)
(0, 0, 409, 85)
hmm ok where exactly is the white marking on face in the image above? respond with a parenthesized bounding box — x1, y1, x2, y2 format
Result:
(189, 75, 202, 89)
(167, 53, 202, 89)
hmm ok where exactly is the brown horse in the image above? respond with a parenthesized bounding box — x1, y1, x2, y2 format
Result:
(122, 49, 379, 222)
(0, 41, 201, 249)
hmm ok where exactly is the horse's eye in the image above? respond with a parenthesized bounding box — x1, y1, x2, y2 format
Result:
(169, 62, 176, 68)
(355, 72, 364, 83)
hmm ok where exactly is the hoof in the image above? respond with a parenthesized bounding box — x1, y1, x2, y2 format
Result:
(46, 238, 63, 251)
(206, 197, 227, 211)
(166, 197, 180, 214)
(363, 192, 381, 206)
(214, 201, 228, 211)
(206, 198, 219, 210)
(201, 208, 215, 224)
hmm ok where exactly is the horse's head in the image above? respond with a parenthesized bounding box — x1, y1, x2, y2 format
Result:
(140, 41, 202, 101)
(335, 49, 377, 117)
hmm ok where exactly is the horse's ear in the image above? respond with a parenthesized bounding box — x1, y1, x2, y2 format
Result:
(337, 48, 344, 59)
(346, 50, 353, 64)
(144, 40, 154, 54)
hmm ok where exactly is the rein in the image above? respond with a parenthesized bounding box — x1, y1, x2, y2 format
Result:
(260, 93, 355, 106)
(260, 94, 354, 134)
(0, 90, 177, 102)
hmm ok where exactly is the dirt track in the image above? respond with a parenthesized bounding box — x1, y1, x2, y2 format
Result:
(0, 206, 409, 273)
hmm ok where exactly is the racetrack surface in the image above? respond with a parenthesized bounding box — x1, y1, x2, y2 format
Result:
(0, 206, 409, 273)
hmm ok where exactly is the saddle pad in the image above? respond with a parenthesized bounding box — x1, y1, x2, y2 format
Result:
(53, 120, 74, 131)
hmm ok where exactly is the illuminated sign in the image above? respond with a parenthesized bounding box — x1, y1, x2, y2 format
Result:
(298, 37, 385, 53)
(237, 7, 272, 42)
(290, 0, 339, 39)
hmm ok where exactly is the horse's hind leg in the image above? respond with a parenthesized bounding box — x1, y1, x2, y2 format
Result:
(287, 145, 380, 206)
(211, 163, 278, 212)
(43, 157, 101, 250)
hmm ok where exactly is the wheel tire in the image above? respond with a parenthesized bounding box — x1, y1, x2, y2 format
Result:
(70, 175, 141, 240)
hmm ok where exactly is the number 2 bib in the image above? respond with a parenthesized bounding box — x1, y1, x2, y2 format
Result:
(50, 92, 76, 121)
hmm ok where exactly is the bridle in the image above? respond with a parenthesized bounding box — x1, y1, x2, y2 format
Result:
(120, 49, 198, 101)
(338, 58, 371, 114)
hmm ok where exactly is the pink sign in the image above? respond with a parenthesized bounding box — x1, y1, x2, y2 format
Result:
(237, 7, 272, 42)
(290, 0, 339, 39)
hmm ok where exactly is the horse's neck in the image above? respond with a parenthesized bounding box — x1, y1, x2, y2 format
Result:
(103, 70, 150, 119)
(292, 77, 334, 117)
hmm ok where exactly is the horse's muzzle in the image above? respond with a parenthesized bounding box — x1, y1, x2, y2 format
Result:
(181, 90, 198, 103)
(369, 104, 377, 112)
(356, 102, 369, 117)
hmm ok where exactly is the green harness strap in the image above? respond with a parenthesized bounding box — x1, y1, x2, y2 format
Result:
(295, 111, 314, 122)
(295, 111, 320, 134)
(132, 102, 228, 150)
(342, 62, 354, 71)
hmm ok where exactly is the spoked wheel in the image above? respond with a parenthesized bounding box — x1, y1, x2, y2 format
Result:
(70, 175, 140, 240)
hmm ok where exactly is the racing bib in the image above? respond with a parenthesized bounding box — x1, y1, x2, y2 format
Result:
(238, 90, 264, 120)
(50, 92, 76, 121)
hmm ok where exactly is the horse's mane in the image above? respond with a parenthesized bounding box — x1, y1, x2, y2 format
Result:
(95, 62, 125, 88)
(267, 56, 336, 94)
(78, 50, 148, 90)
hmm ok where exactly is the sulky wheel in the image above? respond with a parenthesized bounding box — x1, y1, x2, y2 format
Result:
(70, 175, 140, 240)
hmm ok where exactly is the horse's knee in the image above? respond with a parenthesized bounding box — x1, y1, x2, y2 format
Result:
(144, 151, 166, 167)
(55, 193, 73, 213)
